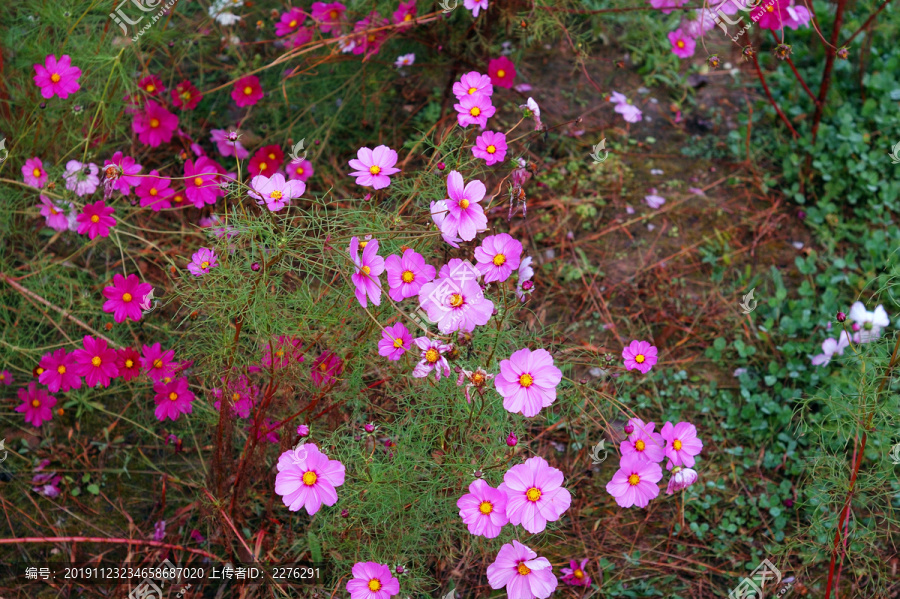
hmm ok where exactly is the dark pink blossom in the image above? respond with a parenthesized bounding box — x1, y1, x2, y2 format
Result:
(71, 335, 119, 388)
(33, 54, 82, 99)
(132, 100, 179, 147)
(38, 348, 82, 393)
(103, 273, 153, 323)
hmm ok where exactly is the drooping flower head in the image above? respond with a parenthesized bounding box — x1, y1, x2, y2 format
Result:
(384, 248, 436, 302)
(153, 378, 195, 421)
(620, 418, 666, 464)
(103, 273, 153, 323)
(378, 322, 413, 361)
(488, 56, 516, 89)
(350, 236, 385, 307)
(660, 421, 703, 470)
(33, 54, 82, 99)
(454, 93, 496, 128)
(417, 259, 494, 333)
(498, 455, 571, 533)
(345, 561, 400, 599)
(23, 157, 49, 188)
(486, 540, 558, 599)
(187, 247, 218, 276)
(64, 160, 100, 197)
(457, 478, 509, 538)
(811, 331, 852, 366)
(519, 97, 542, 131)
(232, 75, 264, 107)
(474, 233, 523, 283)
(71, 335, 119, 388)
(132, 100, 179, 147)
(472, 130, 508, 166)
(411, 337, 452, 380)
(275, 443, 346, 515)
(561, 559, 591, 587)
(848, 301, 890, 343)
(38, 348, 82, 393)
(665, 465, 699, 495)
(453, 71, 493, 100)
(348, 145, 400, 190)
(248, 173, 305, 212)
(494, 348, 562, 418)
(622, 340, 658, 374)
(516, 256, 534, 302)
(16, 382, 57, 427)
(606, 453, 663, 508)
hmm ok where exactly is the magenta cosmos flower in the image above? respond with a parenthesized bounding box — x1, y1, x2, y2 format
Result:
(350, 236, 385, 307)
(668, 28, 696, 58)
(606, 453, 663, 508)
(184, 156, 225, 208)
(232, 75, 264, 107)
(116, 347, 142, 382)
(378, 322, 413, 361)
(71, 335, 119, 388)
(153, 378, 195, 422)
(0, 370, 12, 385)
(38, 348, 82, 393)
(411, 337, 452, 380)
(464, 0, 488, 17)
(311, 350, 343, 387)
(620, 418, 665, 464)
(494, 348, 562, 418)
(171, 79, 202, 110)
(499, 456, 571, 533)
(138, 74, 165, 96)
(348, 145, 400, 190)
(660, 421, 703, 470)
(384, 248, 435, 301)
(352, 11, 389, 56)
(187, 247, 218, 276)
(441, 171, 488, 242)
(141, 342, 176, 382)
(417, 259, 494, 334)
(288, 158, 314, 182)
(457, 478, 509, 538)
(275, 7, 306, 36)
(103, 151, 143, 195)
(486, 540, 557, 599)
(38, 196, 70, 232)
(454, 93, 496, 128)
(275, 443, 346, 515)
(137, 170, 176, 211)
(103, 273, 153, 323)
(212, 374, 258, 418)
(132, 100, 179, 147)
(453, 71, 493, 100)
(474, 233, 523, 283)
(650, 0, 688, 14)
(249, 173, 305, 212)
(263, 335, 305, 369)
(393, 0, 416, 25)
(75, 200, 116, 240)
(561, 559, 591, 587)
(16, 382, 57, 427)
(488, 56, 516, 89)
(472, 130, 508, 166)
(622, 340, 658, 374)
(65, 160, 100, 197)
(345, 561, 400, 599)
(33, 54, 82, 99)
(311, 1, 346, 34)
(23, 157, 49, 188)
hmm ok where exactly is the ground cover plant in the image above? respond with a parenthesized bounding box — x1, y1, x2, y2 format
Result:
(1, 0, 899, 598)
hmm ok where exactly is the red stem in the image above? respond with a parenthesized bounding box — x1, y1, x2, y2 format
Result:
(811, 0, 850, 142)
(751, 53, 799, 138)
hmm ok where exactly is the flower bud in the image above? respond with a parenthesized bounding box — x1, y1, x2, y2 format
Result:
(437, 162, 446, 171)
(341, 509, 349, 518)
(624, 423, 634, 435)
(251, 262, 261, 271)
(296, 424, 310, 437)
(836, 311, 846, 322)
(364, 423, 375, 433)
(506, 432, 518, 447)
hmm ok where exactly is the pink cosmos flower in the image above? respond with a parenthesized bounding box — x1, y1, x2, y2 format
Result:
(610, 91, 642, 123)
(350, 236, 385, 307)
(0, 370, 12, 385)
(348, 145, 400, 190)
(16, 382, 57, 427)
(660, 421, 703, 470)
(620, 418, 666, 464)
(378, 322, 413, 361)
(441, 171, 488, 241)
(345, 561, 400, 599)
(384, 249, 435, 302)
(212, 374, 258, 417)
(311, 351, 343, 387)
(352, 12, 389, 57)
(464, 0, 489, 17)
(33, 54, 82, 99)
(153, 378, 195, 422)
(232, 75, 264, 107)
(666, 466, 699, 494)
(171, 80, 202, 110)
(132, 100, 179, 147)
(287, 158, 314, 182)
(64, 160, 100, 197)
(276, 443, 346, 514)
(486, 540, 557, 599)
(276, 7, 306, 36)
(561, 559, 591, 587)
(417, 260, 494, 334)
(472, 130, 508, 166)
(668, 28, 696, 58)
(453, 71, 493, 100)
(184, 157, 225, 208)
(141, 343, 177, 382)
(138, 74, 165, 96)
(38, 348, 82, 393)
(248, 173, 305, 212)
(457, 478, 509, 538)
(285, 26, 315, 48)
(23, 157, 49, 188)
(187, 247, 218, 276)
(784, 2, 812, 29)
(516, 256, 534, 302)
(520, 97, 542, 131)
(488, 56, 516, 89)
(649, 0, 689, 14)
(498, 455, 571, 533)
(210, 129, 250, 159)
(474, 233, 523, 283)
(262, 336, 305, 369)
(411, 337, 452, 380)
(494, 348, 562, 418)
(76, 200, 116, 239)
(751, 0, 790, 30)
(644, 193, 666, 209)
(116, 347, 142, 382)
(429, 201, 463, 248)
(137, 170, 176, 211)
(680, 8, 718, 38)
(393, 0, 416, 25)
(811, 331, 852, 366)
(454, 93, 496, 128)
(622, 340, 658, 374)
(606, 453, 663, 508)
(103, 152, 143, 195)
(311, 1, 346, 34)
(38, 196, 70, 231)
(250, 418, 282, 444)
(71, 335, 119, 388)
(103, 273, 153, 323)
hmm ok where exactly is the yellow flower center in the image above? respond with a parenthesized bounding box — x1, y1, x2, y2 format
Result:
(329, 9, 338, 18)
(153, 359, 163, 368)
(36, 367, 44, 375)
(296, 167, 304, 175)
(478, 501, 493, 514)
(492, 254, 506, 266)
(194, 177, 204, 186)
(181, 91, 192, 100)
(146, 83, 156, 92)
(425, 348, 439, 363)
(519, 373, 534, 388)
(634, 354, 645, 364)
(201, 261, 210, 270)
(450, 293, 463, 307)
(459, 199, 470, 209)
(169, 392, 178, 401)
(270, 190, 283, 200)
(392, 337, 404, 348)
(91, 215, 100, 223)
(150, 118, 160, 128)
(470, 106, 481, 117)
(517, 562, 531, 576)
(232, 392, 241, 401)
(525, 486, 541, 502)
(149, 187, 158, 196)
(766, 4, 774, 10)
(275, 349, 285, 357)
(268, 152, 277, 160)
(367, 34, 375, 42)
(635, 439, 645, 451)
(91, 356, 102, 367)
(628, 473, 640, 486)
(673, 439, 682, 450)
(302, 471, 318, 486)
(32, 399, 41, 407)
(57, 365, 66, 374)
(574, 570, 584, 579)
(472, 372, 485, 385)
(677, 40, 685, 48)
(404, 13, 412, 20)
(50, 73, 61, 83)
(319, 362, 328, 371)
(125, 359, 134, 368)
(486, 144, 496, 154)
(122, 293, 132, 302)
(33, 168, 42, 177)
(288, 19, 297, 27)
(497, 69, 506, 78)
(467, 86, 477, 95)
(367, 579, 382, 592)
(359, 240, 368, 249)
(369, 165, 381, 175)
(401, 270, 415, 283)
(259, 162, 268, 171)
(49, 206, 58, 215)
(361, 265, 371, 275)
(243, 86, 253, 95)
(174, 194, 184, 203)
